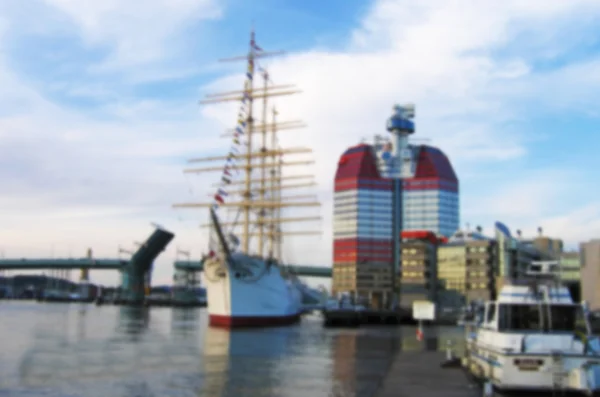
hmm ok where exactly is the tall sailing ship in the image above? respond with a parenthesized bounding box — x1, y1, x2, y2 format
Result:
(173, 29, 321, 327)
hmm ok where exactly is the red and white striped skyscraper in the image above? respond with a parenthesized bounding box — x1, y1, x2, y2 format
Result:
(332, 105, 459, 301)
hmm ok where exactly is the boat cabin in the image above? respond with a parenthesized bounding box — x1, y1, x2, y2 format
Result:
(479, 261, 589, 334)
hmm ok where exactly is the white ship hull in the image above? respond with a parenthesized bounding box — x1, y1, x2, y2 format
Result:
(204, 254, 303, 328)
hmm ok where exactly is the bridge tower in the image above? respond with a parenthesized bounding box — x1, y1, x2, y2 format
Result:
(78, 248, 92, 299)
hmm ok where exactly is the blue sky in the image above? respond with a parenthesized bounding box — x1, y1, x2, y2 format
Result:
(1, 0, 600, 286)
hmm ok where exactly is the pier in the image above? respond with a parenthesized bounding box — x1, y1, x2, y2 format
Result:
(375, 351, 479, 397)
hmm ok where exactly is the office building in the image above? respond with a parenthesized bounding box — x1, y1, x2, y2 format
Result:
(559, 251, 581, 301)
(437, 229, 497, 308)
(580, 239, 600, 310)
(494, 222, 550, 289)
(332, 105, 460, 305)
(532, 228, 564, 259)
(399, 230, 446, 310)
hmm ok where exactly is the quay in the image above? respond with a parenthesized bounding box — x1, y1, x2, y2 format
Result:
(322, 308, 459, 327)
(323, 309, 409, 326)
(375, 351, 480, 397)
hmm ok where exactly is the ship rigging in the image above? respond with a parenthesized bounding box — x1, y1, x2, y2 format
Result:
(173, 29, 321, 262)
(172, 29, 322, 328)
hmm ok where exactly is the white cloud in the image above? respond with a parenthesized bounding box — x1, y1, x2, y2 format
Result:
(538, 204, 600, 247)
(194, 0, 600, 275)
(463, 168, 581, 222)
(2, 0, 600, 287)
(42, 0, 222, 71)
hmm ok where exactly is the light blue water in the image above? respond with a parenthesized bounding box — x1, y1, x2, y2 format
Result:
(0, 301, 465, 397)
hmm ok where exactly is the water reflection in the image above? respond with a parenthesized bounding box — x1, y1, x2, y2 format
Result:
(117, 306, 150, 339)
(170, 307, 202, 338)
(2, 304, 469, 397)
(18, 305, 202, 391)
(329, 331, 399, 397)
(200, 325, 297, 397)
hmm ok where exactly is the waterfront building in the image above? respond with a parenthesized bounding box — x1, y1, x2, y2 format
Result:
(493, 223, 584, 300)
(437, 229, 497, 308)
(532, 231, 564, 259)
(580, 239, 600, 310)
(332, 144, 394, 306)
(559, 251, 581, 283)
(399, 230, 445, 310)
(559, 251, 581, 301)
(494, 222, 548, 289)
(332, 105, 460, 306)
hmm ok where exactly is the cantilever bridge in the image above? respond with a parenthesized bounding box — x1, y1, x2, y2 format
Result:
(0, 226, 331, 303)
(0, 257, 332, 278)
(0, 226, 176, 303)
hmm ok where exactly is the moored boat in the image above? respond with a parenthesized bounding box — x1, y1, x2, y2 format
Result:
(173, 29, 321, 328)
(464, 260, 600, 394)
(203, 251, 303, 327)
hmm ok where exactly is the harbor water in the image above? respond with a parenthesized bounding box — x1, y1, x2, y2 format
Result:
(0, 302, 465, 397)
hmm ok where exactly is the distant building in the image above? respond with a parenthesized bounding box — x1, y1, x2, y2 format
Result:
(559, 251, 581, 282)
(398, 230, 445, 310)
(532, 231, 564, 259)
(437, 229, 497, 308)
(494, 222, 550, 290)
(559, 251, 581, 301)
(580, 239, 600, 310)
(494, 222, 584, 300)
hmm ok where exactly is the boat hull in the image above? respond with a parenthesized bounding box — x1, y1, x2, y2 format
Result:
(465, 336, 600, 393)
(209, 313, 301, 328)
(205, 257, 302, 328)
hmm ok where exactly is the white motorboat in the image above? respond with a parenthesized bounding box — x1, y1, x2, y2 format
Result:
(464, 260, 600, 394)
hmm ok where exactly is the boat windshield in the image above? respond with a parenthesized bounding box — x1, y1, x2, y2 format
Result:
(497, 303, 586, 332)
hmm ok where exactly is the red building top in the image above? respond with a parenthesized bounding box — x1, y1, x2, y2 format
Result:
(335, 144, 381, 180)
(413, 145, 457, 182)
(334, 144, 458, 192)
(401, 230, 447, 245)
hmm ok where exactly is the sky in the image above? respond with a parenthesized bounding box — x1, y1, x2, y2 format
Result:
(1, 0, 600, 287)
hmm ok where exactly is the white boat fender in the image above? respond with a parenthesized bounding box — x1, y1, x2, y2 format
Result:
(482, 381, 493, 397)
(446, 339, 455, 361)
(440, 339, 461, 368)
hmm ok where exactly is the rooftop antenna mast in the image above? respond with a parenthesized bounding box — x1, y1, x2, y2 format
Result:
(173, 28, 321, 258)
(176, 247, 191, 260)
(118, 245, 133, 257)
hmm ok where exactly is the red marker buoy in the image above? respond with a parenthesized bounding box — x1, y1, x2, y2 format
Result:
(416, 325, 424, 341)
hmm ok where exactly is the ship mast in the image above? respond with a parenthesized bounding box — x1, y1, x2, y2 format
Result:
(259, 69, 269, 256)
(173, 29, 321, 260)
(269, 107, 278, 260)
(272, 107, 283, 261)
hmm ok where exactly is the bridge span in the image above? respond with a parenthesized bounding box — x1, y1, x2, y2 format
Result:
(0, 259, 333, 278)
(174, 261, 332, 278)
(0, 258, 126, 270)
